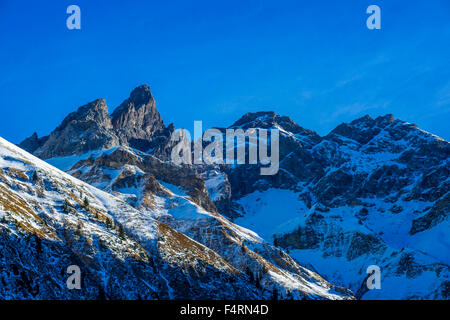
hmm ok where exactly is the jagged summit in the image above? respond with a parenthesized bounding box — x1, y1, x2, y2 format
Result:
(129, 84, 154, 109)
(56, 98, 111, 130)
(232, 111, 303, 132)
(30, 99, 119, 159)
(374, 113, 395, 125)
(230, 111, 321, 146)
(111, 85, 156, 118)
(326, 113, 447, 149)
(18, 132, 48, 154)
(231, 111, 277, 126)
(19, 85, 174, 158)
(328, 113, 398, 144)
(347, 113, 395, 128)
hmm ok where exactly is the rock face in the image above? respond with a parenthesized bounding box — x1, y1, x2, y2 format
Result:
(22, 99, 120, 159)
(19, 85, 174, 159)
(18, 132, 48, 154)
(230, 111, 322, 148)
(217, 113, 449, 299)
(111, 85, 171, 152)
(63, 146, 353, 300)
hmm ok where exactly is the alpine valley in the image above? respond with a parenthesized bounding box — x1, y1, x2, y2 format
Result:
(1, 84, 448, 300)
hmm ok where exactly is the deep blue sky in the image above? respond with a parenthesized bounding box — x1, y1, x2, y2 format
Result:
(1, 0, 449, 143)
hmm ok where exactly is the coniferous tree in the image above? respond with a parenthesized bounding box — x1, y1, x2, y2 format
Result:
(273, 236, 278, 247)
(119, 224, 126, 239)
(245, 267, 254, 283)
(32, 171, 38, 183)
(255, 270, 264, 289)
(272, 287, 279, 300)
(76, 221, 83, 234)
(62, 200, 70, 214)
(287, 290, 293, 300)
(106, 217, 113, 229)
(261, 265, 268, 275)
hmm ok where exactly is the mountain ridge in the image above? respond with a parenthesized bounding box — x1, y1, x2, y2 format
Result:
(23, 85, 442, 157)
(1, 136, 353, 299)
(19, 85, 174, 159)
(14, 84, 450, 299)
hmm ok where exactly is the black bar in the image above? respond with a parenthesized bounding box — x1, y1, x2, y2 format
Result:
(0, 300, 447, 319)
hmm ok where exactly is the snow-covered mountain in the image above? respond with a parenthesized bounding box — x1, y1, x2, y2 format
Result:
(0, 136, 352, 299)
(0, 136, 259, 299)
(214, 112, 450, 299)
(17, 84, 449, 300)
(61, 145, 354, 299)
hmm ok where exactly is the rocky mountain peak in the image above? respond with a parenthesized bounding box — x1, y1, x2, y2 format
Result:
(230, 111, 321, 143)
(347, 114, 395, 129)
(19, 131, 38, 149)
(111, 85, 168, 151)
(31, 99, 119, 159)
(326, 113, 397, 145)
(57, 98, 112, 131)
(348, 114, 375, 126)
(111, 84, 157, 121)
(375, 113, 395, 126)
(232, 111, 283, 128)
(128, 84, 154, 109)
(19, 85, 175, 158)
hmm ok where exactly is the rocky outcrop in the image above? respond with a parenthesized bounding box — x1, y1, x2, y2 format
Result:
(28, 99, 120, 159)
(410, 194, 449, 234)
(19, 85, 175, 159)
(230, 111, 322, 148)
(111, 85, 172, 152)
(71, 147, 218, 213)
(18, 132, 48, 154)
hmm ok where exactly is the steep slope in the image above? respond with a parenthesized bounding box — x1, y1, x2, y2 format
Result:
(0, 137, 256, 299)
(54, 145, 354, 299)
(0, 137, 353, 300)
